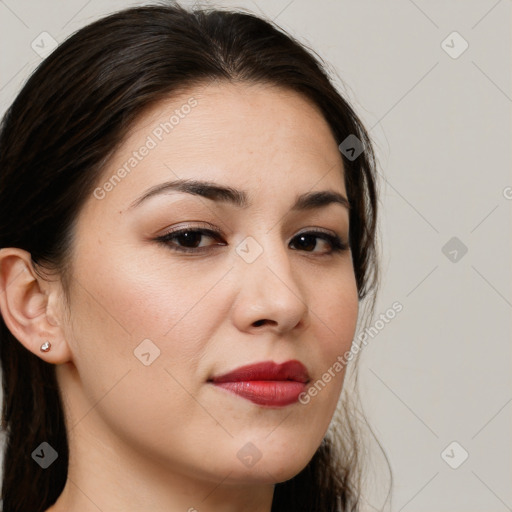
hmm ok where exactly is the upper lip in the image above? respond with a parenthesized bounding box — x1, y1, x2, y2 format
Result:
(209, 360, 310, 384)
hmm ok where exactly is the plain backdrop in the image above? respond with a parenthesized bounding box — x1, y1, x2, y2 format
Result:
(0, 1, 510, 511)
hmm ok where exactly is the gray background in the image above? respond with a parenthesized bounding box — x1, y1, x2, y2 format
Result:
(0, 1, 510, 511)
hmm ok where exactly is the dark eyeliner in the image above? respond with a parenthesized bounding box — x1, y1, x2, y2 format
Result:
(155, 226, 348, 255)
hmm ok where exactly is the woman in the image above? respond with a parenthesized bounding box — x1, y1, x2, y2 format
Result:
(0, 3, 381, 511)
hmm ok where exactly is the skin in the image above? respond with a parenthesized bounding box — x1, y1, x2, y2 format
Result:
(0, 81, 359, 512)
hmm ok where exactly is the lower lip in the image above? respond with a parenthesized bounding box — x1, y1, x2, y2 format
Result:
(211, 381, 307, 407)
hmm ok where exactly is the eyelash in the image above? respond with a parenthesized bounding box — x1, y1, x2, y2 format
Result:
(155, 224, 349, 256)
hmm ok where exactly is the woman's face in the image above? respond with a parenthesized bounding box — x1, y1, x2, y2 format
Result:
(58, 81, 358, 485)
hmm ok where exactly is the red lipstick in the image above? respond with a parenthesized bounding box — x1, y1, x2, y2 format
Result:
(209, 360, 310, 407)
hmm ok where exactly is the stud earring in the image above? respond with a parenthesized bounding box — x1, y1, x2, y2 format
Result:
(40, 341, 51, 352)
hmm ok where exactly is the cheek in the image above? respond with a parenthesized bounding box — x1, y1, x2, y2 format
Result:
(300, 270, 359, 411)
(312, 268, 359, 356)
(71, 239, 206, 333)
(66, 246, 232, 387)
(62, 253, 226, 466)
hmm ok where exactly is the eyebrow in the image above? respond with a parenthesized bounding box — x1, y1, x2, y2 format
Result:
(128, 179, 350, 212)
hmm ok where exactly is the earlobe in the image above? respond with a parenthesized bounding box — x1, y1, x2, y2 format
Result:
(0, 248, 72, 364)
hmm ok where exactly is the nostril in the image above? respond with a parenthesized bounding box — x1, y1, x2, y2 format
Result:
(253, 319, 266, 327)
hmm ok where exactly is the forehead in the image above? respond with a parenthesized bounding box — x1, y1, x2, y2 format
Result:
(91, 81, 347, 213)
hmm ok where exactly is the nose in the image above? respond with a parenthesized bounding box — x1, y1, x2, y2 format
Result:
(230, 235, 309, 335)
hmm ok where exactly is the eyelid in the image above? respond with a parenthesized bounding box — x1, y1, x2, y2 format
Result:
(157, 220, 222, 237)
(295, 226, 339, 238)
(159, 221, 344, 238)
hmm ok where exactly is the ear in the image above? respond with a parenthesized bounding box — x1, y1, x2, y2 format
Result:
(0, 248, 72, 364)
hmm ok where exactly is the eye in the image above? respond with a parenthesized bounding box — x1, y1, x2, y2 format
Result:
(155, 227, 226, 253)
(289, 231, 349, 255)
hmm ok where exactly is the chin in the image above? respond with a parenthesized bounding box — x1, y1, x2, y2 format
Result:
(225, 450, 315, 485)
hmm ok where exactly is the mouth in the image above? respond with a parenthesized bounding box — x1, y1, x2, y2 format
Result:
(208, 360, 310, 407)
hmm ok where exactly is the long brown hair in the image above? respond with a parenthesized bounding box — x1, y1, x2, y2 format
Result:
(0, 3, 381, 510)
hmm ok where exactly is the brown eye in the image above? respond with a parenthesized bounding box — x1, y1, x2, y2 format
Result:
(290, 231, 348, 255)
(156, 228, 226, 253)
